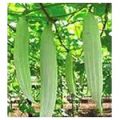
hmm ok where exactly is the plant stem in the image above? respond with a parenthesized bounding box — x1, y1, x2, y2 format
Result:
(100, 3, 111, 37)
(54, 23, 69, 51)
(71, 93, 75, 117)
(39, 3, 55, 23)
(26, 99, 33, 117)
(8, 24, 16, 32)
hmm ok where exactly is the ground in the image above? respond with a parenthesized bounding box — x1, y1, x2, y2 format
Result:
(8, 96, 111, 117)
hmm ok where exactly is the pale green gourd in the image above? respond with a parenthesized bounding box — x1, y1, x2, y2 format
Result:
(40, 25, 57, 117)
(82, 13, 103, 112)
(14, 16, 34, 102)
(65, 52, 76, 95)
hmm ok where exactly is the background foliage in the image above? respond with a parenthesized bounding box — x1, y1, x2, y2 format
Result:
(8, 3, 112, 117)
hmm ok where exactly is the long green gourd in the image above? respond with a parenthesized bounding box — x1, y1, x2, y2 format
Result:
(40, 25, 57, 117)
(65, 52, 76, 95)
(14, 16, 34, 102)
(82, 13, 103, 112)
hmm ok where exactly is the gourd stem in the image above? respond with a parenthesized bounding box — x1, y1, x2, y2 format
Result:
(71, 93, 75, 117)
(26, 99, 33, 117)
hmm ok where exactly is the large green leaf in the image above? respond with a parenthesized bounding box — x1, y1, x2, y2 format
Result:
(93, 3, 106, 16)
(46, 4, 66, 17)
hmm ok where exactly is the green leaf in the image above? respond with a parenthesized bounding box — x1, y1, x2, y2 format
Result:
(46, 4, 66, 17)
(101, 30, 112, 53)
(93, 3, 106, 16)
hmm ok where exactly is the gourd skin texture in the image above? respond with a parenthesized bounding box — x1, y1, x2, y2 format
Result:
(65, 52, 76, 95)
(14, 16, 34, 101)
(82, 13, 103, 112)
(40, 25, 57, 117)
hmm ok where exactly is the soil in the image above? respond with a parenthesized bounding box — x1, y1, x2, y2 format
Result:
(8, 97, 112, 117)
